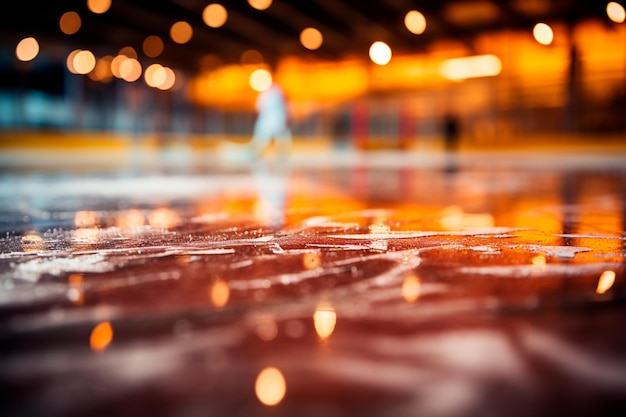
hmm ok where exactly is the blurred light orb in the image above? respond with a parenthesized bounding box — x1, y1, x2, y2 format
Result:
(157, 67, 177, 90)
(110, 54, 127, 78)
(596, 270, 616, 294)
(248, 0, 272, 11)
(405, 10, 427, 35)
(241, 49, 264, 65)
(145, 63, 166, 88)
(300, 27, 323, 50)
(255, 367, 286, 406)
(120, 58, 142, 82)
(74, 50, 96, 74)
(607, 2, 626, 23)
(533, 23, 553, 45)
(87, 0, 111, 14)
(89, 55, 114, 82)
(16, 37, 39, 62)
(60, 11, 81, 35)
(369, 41, 392, 65)
(170, 21, 193, 44)
(66, 49, 82, 74)
(90, 321, 113, 352)
(249, 68, 273, 92)
(118, 46, 137, 59)
(143, 35, 164, 58)
(203, 4, 228, 28)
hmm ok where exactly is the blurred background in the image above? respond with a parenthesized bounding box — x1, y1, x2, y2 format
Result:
(0, 0, 625, 155)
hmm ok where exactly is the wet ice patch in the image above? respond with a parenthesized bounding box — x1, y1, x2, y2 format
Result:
(9, 253, 115, 282)
(459, 261, 621, 278)
(511, 244, 591, 259)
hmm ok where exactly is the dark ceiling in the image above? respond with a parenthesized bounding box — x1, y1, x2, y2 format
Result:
(1, 0, 616, 74)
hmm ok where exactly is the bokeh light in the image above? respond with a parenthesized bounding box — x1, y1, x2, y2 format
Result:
(90, 321, 113, 352)
(203, 4, 228, 28)
(170, 21, 193, 44)
(255, 367, 286, 406)
(157, 67, 177, 90)
(402, 273, 421, 303)
(119, 58, 142, 82)
(313, 305, 336, 340)
(369, 41, 392, 65)
(210, 280, 230, 308)
(143, 35, 164, 58)
(87, 0, 111, 14)
(110, 54, 126, 78)
(607, 2, 626, 23)
(248, 0, 272, 11)
(241, 49, 264, 65)
(596, 270, 616, 294)
(118, 46, 137, 59)
(439, 54, 502, 81)
(89, 55, 114, 82)
(249, 68, 272, 92)
(533, 22, 554, 45)
(405, 10, 427, 35)
(144, 63, 166, 87)
(16, 37, 39, 62)
(300, 27, 323, 50)
(59, 11, 81, 35)
(74, 50, 96, 74)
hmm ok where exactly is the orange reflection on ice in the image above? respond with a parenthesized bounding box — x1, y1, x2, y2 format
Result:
(368, 222, 391, 234)
(74, 227, 100, 243)
(596, 270, 616, 295)
(254, 315, 278, 341)
(255, 367, 286, 406)
(440, 206, 494, 230)
(149, 207, 180, 229)
(402, 273, 421, 303)
(116, 209, 145, 230)
(209, 280, 230, 308)
(67, 273, 84, 305)
(90, 321, 113, 352)
(313, 304, 336, 340)
(21, 232, 44, 252)
(75, 211, 98, 228)
(302, 252, 321, 270)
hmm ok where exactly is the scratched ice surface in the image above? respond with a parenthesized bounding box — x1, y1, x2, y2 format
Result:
(1, 156, 626, 417)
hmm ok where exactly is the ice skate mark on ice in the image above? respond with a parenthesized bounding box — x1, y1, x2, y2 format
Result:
(554, 233, 626, 240)
(459, 262, 622, 278)
(508, 244, 591, 259)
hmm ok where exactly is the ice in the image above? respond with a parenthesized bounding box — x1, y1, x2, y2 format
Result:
(1, 159, 626, 417)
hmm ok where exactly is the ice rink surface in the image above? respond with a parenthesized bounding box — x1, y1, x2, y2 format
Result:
(1, 146, 626, 417)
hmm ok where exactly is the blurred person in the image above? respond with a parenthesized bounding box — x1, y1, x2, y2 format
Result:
(219, 81, 292, 162)
(250, 81, 292, 157)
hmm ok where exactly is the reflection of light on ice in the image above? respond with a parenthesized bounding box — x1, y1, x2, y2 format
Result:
(596, 270, 616, 294)
(255, 366, 286, 406)
(254, 315, 278, 341)
(90, 321, 113, 352)
(402, 273, 421, 303)
(369, 222, 391, 234)
(116, 209, 145, 229)
(67, 273, 84, 305)
(531, 255, 547, 274)
(209, 280, 230, 308)
(73, 227, 100, 243)
(302, 252, 321, 270)
(148, 207, 180, 229)
(440, 206, 494, 230)
(74, 210, 98, 228)
(314, 305, 337, 340)
(20, 232, 44, 252)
